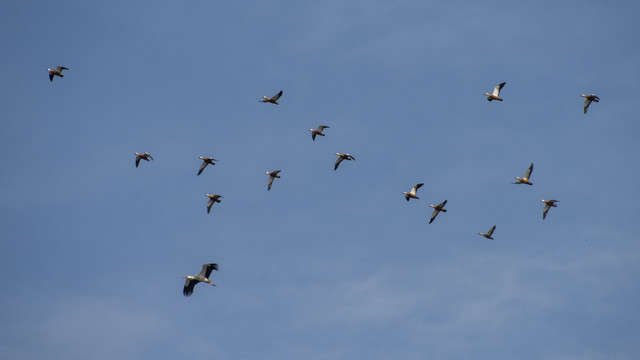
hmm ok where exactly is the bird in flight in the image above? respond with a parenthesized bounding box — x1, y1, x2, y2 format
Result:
(581, 94, 600, 114)
(428, 200, 447, 224)
(198, 157, 218, 176)
(513, 163, 534, 185)
(48, 66, 69, 82)
(266, 170, 282, 191)
(484, 82, 506, 101)
(334, 153, 355, 171)
(206, 194, 223, 214)
(135, 152, 153, 168)
(260, 90, 283, 105)
(310, 125, 330, 141)
(478, 225, 496, 240)
(541, 199, 559, 220)
(183, 263, 219, 297)
(403, 183, 424, 202)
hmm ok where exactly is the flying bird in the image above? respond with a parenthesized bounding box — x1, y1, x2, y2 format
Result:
(428, 200, 447, 224)
(48, 66, 68, 82)
(581, 94, 600, 114)
(198, 157, 218, 176)
(541, 199, 559, 220)
(403, 183, 424, 202)
(484, 82, 506, 101)
(334, 153, 355, 171)
(206, 194, 222, 214)
(135, 152, 153, 168)
(478, 225, 496, 240)
(266, 170, 281, 191)
(310, 126, 330, 141)
(260, 90, 283, 105)
(183, 263, 219, 297)
(513, 163, 534, 185)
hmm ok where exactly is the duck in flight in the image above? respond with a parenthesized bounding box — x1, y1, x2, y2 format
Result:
(541, 199, 558, 220)
(260, 90, 283, 105)
(48, 66, 69, 82)
(513, 163, 534, 185)
(266, 170, 281, 191)
(478, 225, 496, 240)
(581, 94, 599, 114)
(428, 200, 447, 224)
(198, 157, 218, 176)
(403, 183, 424, 202)
(484, 82, 506, 101)
(334, 153, 355, 171)
(310, 125, 330, 141)
(206, 194, 223, 214)
(135, 152, 153, 168)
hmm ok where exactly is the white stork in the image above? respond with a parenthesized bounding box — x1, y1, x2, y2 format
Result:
(183, 263, 219, 296)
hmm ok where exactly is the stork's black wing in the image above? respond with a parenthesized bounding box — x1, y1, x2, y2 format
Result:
(183, 278, 198, 297)
(200, 263, 219, 278)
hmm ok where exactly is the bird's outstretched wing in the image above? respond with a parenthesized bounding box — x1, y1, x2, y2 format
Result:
(183, 278, 197, 297)
(207, 198, 214, 213)
(334, 157, 344, 170)
(487, 225, 496, 236)
(198, 161, 209, 175)
(318, 125, 329, 131)
(49, 72, 54, 82)
(135, 156, 141, 168)
(429, 208, 440, 224)
(493, 82, 506, 96)
(542, 203, 551, 219)
(200, 263, 219, 278)
(412, 183, 424, 195)
(268, 176, 274, 190)
(57, 66, 69, 71)
(271, 90, 283, 101)
(524, 163, 533, 179)
(583, 98, 592, 114)
(311, 132, 317, 141)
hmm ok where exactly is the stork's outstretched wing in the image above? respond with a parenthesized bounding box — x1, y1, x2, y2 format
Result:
(183, 278, 198, 297)
(200, 263, 219, 278)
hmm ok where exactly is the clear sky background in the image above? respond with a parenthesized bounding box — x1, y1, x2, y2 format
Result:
(1, 1, 640, 359)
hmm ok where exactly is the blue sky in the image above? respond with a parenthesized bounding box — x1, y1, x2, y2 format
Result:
(1, 1, 640, 359)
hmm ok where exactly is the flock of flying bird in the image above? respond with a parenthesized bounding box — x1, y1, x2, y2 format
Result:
(48, 69, 599, 296)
